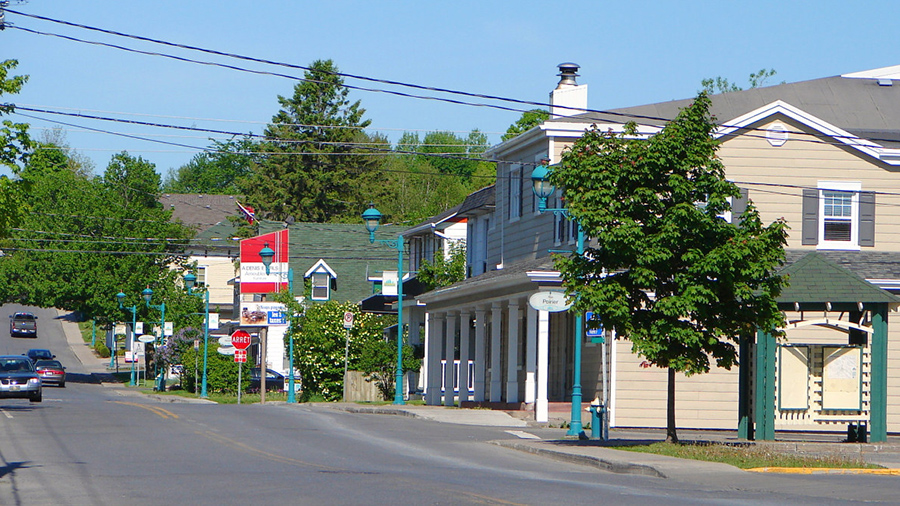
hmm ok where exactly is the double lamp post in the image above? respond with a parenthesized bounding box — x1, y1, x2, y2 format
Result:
(116, 287, 166, 391)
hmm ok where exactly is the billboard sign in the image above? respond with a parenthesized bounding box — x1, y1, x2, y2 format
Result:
(239, 302, 288, 326)
(240, 229, 289, 294)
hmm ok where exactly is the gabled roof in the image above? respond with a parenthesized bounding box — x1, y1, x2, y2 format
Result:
(160, 194, 243, 232)
(402, 204, 463, 237)
(777, 252, 900, 305)
(457, 184, 495, 216)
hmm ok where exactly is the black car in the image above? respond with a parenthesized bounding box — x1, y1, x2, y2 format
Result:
(26, 349, 54, 364)
(248, 368, 285, 393)
(0, 355, 42, 402)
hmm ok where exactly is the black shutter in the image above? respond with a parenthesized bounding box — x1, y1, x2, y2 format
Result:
(732, 187, 749, 224)
(859, 191, 875, 247)
(801, 189, 819, 245)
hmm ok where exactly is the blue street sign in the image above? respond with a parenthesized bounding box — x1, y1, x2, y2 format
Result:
(585, 311, 604, 343)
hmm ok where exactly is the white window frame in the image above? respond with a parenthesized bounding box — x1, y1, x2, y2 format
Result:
(817, 181, 861, 251)
(196, 266, 207, 287)
(508, 165, 521, 222)
(310, 272, 330, 301)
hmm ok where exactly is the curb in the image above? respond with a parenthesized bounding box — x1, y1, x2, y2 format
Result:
(491, 440, 666, 478)
(747, 466, 900, 475)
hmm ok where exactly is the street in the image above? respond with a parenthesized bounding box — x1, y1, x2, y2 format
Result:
(0, 305, 896, 505)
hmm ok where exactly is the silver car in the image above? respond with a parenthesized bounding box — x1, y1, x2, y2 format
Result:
(0, 356, 42, 402)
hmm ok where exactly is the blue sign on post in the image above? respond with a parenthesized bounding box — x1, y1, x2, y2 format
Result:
(585, 311, 604, 343)
(267, 311, 287, 325)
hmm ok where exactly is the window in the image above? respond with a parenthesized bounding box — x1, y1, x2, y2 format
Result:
(311, 273, 330, 301)
(802, 182, 874, 250)
(195, 266, 207, 287)
(508, 165, 521, 221)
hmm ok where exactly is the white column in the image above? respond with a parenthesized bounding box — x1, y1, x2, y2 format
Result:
(443, 312, 457, 407)
(458, 310, 471, 404)
(506, 300, 520, 404)
(536, 310, 550, 423)
(425, 313, 444, 405)
(524, 305, 537, 404)
(473, 307, 487, 402)
(490, 302, 503, 402)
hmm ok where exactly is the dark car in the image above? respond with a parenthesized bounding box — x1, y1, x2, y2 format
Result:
(9, 312, 37, 338)
(34, 359, 65, 387)
(248, 368, 285, 393)
(26, 349, 54, 364)
(0, 355, 42, 402)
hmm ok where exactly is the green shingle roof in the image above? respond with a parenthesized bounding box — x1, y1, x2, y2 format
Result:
(777, 252, 900, 305)
(258, 220, 408, 305)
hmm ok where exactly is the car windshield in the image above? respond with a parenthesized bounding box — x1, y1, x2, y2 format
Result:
(0, 359, 33, 372)
(35, 360, 62, 368)
(14, 314, 35, 320)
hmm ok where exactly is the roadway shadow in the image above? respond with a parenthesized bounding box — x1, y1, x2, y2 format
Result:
(60, 372, 101, 385)
(0, 461, 33, 479)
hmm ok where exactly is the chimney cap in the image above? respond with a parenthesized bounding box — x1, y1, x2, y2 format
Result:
(556, 62, 580, 87)
(557, 62, 580, 74)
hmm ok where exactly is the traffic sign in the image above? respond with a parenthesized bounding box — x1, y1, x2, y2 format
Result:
(231, 330, 252, 350)
(137, 334, 156, 343)
(343, 311, 354, 329)
(234, 349, 247, 363)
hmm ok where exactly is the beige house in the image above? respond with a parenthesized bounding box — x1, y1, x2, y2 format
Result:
(417, 63, 900, 438)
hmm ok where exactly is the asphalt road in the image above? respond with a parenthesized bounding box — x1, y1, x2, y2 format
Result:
(0, 304, 897, 505)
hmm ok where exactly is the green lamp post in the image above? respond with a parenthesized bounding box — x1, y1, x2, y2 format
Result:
(184, 272, 210, 399)
(258, 244, 297, 403)
(531, 161, 587, 438)
(142, 286, 167, 392)
(116, 291, 138, 386)
(362, 203, 406, 405)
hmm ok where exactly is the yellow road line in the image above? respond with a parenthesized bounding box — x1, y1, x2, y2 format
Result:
(747, 467, 900, 475)
(111, 400, 179, 420)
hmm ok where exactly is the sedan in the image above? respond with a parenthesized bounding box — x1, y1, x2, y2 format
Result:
(248, 368, 285, 393)
(0, 355, 42, 402)
(34, 359, 66, 387)
(26, 349, 54, 364)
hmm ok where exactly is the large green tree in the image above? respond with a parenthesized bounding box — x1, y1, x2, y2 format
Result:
(502, 109, 549, 141)
(550, 94, 788, 443)
(240, 59, 385, 223)
(163, 136, 257, 194)
(0, 59, 33, 237)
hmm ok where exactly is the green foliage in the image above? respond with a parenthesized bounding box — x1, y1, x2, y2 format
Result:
(356, 338, 420, 401)
(551, 94, 788, 438)
(181, 343, 251, 394)
(0, 59, 33, 238)
(239, 59, 385, 223)
(163, 136, 257, 194)
(416, 241, 466, 291)
(700, 68, 781, 94)
(502, 109, 550, 141)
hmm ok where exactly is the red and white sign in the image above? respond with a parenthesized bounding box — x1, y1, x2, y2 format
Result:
(343, 311, 354, 329)
(234, 349, 247, 363)
(231, 330, 252, 350)
(240, 229, 289, 294)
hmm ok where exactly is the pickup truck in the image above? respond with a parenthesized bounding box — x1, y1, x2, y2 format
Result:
(10, 313, 37, 338)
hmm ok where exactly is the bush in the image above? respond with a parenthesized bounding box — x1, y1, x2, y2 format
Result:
(96, 342, 110, 358)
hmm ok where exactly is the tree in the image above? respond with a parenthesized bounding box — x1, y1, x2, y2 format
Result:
(502, 109, 549, 141)
(700, 68, 781, 94)
(239, 59, 383, 223)
(103, 152, 162, 210)
(550, 93, 788, 443)
(0, 59, 34, 238)
(162, 136, 257, 194)
(416, 240, 466, 291)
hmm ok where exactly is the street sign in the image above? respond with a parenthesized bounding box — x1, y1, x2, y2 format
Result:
(137, 334, 156, 343)
(164, 321, 174, 337)
(343, 311, 354, 329)
(217, 346, 236, 356)
(231, 330, 252, 350)
(585, 312, 605, 344)
(234, 349, 247, 363)
(135, 322, 143, 334)
(217, 336, 234, 347)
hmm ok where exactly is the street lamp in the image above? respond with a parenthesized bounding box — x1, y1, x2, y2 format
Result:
(184, 272, 210, 399)
(116, 291, 138, 386)
(259, 244, 297, 403)
(361, 203, 406, 405)
(142, 286, 167, 392)
(531, 161, 587, 438)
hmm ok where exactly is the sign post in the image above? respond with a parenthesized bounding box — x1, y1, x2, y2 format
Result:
(231, 330, 252, 405)
(342, 312, 354, 401)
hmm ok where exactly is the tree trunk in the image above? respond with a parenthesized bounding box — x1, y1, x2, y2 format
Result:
(666, 366, 678, 443)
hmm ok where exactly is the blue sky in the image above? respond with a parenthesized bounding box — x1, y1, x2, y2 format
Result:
(4, 1, 900, 178)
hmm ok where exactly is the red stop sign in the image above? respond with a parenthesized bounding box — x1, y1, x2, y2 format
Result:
(231, 330, 252, 350)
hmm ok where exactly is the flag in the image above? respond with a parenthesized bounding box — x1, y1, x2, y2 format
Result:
(237, 201, 256, 224)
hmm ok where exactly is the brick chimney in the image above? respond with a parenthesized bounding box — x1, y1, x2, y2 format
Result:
(550, 62, 588, 119)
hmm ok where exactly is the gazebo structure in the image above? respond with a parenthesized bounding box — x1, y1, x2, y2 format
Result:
(740, 252, 900, 442)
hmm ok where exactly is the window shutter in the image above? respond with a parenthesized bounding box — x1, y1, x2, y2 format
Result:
(732, 188, 749, 224)
(801, 189, 819, 245)
(859, 191, 875, 247)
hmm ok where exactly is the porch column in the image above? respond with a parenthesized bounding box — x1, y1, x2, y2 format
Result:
(524, 305, 537, 404)
(443, 311, 458, 407)
(870, 304, 888, 442)
(473, 307, 487, 402)
(490, 302, 503, 402)
(425, 312, 444, 405)
(754, 329, 776, 441)
(458, 310, 471, 403)
(408, 307, 423, 394)
(737, 332, 753, 440)
(536, 309, 550, 423)
(506, 300, 520, 404)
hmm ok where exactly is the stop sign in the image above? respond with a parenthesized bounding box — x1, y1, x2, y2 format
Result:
(231, 330, 252, 350)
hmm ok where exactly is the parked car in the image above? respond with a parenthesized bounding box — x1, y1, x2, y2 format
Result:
(34, 359, 65, 387)
(26, 349, 54, 364)
(0, 355, 42, 402)
(9, 312, 37, 338)
(248, 368, 285, 393)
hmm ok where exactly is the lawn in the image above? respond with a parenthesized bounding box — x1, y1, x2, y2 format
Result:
(616, 441, 881, 469)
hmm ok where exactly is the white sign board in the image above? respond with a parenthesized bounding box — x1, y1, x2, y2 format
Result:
(135, 322, 143, 334)
(343, 311, 354, 329)
(217, 346, 236, 356)
(382, 271, 398, 296)
(208, 313, 220, 330)
(164, 321, 174, 337)
(137, 334, 156, 343)
(528, 291, 572, 312)
(217, 336, 234, 347)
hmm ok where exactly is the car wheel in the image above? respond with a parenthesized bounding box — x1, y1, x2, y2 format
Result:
(59, 382, 65, 388)
(30, 392, 42, 403)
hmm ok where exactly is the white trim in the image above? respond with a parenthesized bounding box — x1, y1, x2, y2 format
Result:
(304, 259, 337, 278)
(817, 181, 861, 251)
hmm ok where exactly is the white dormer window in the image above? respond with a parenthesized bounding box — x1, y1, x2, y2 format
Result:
(305, 259, 337, 301)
